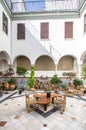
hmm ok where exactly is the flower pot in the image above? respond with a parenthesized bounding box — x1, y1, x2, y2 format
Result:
(10, 84, 16, 90)
(30, 87, 35, 91)
(4, 83, 9, 89)
(19, 90, 22, 94)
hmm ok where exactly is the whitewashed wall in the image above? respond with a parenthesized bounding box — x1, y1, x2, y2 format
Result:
(12, 14, 86, 63)
(0, 3, 11, 57)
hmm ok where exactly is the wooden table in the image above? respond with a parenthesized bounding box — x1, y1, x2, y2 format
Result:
(33, 92, 60, 111)
(37, 97, 51, 111)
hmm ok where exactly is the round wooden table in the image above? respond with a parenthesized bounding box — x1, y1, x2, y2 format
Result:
(33, 92, 59, 111)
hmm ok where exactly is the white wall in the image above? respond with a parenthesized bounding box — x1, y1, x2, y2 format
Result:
(0, 3, 11, 57)
(12, 20, 53, 64)
(11, 9, 86, 64)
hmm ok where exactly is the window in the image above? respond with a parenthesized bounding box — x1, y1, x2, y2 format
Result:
(3, 12, 8, 34)
(40, 22, 49, 39)
(84, 14, 86, 33)
(17, 23, 25, 39)
(65, 22, 73, 38)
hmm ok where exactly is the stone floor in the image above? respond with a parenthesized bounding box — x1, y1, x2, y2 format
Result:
(0, 91, 86, 130)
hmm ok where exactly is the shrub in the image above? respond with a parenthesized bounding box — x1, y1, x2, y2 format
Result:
(50, 74, 62, 84)
(16, 66, 27, 77)
(73, 78, 83, 87)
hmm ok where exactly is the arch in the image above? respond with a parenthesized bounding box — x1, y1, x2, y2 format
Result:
(35, 55, 55, 70)
(57, 55, 77, 71)
(0, 51, 10, 72)
(13, 55, 31, 70)
(80, 51, 86, 64)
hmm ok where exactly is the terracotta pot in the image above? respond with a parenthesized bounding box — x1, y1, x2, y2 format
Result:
(10, 84, 15, 90)
(4, 83, 9, 89)
(30, 87, 34, 91)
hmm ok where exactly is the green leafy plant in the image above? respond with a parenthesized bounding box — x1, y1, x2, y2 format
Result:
(18, 86, 24, 94)
(16, 66, 28, 77)
(50, 74, 62, 84)
(61, 83, 68, 90)
(27, 66, 36, 88)
(8, 77, 17, 85)
(73, 78, 83, 88)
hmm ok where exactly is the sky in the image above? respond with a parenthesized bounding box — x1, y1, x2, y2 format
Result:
(24, 0, 45, 11)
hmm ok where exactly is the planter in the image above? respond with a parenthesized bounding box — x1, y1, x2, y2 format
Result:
(4, 83, 9, 90)
(8, 77, 17, 90)
(19, 90, 22, 94)
(10, 84, 16, 90)
(30, 87, 35, 91)
(54, 87, 59, 92)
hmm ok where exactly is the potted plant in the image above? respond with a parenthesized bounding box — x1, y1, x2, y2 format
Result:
(8, 77, 17, 90)
(4, 80, 9, 90)
(50, 74, 62, 92)
(27, 66, 36, 91)
(61, 83, 69, 90)
(73, 78, 83, 89)
(16, 66, 28, 77)
(18, 86, 23, 94)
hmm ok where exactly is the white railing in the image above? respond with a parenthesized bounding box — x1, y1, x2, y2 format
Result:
(25, 21, 61, 61)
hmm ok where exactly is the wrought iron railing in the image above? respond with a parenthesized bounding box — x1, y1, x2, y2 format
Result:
(5, 0, 86, 13)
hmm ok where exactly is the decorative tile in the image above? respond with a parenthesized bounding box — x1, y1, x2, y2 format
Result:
(60, 112, 63, 114)
(4, 103, 8, 105)
(14, 115, 21, 119)
(34, 107, 57, 118)
(70, 105, 73, 107)
(71, 117, 77, 121)
(0, 121, 7, 127)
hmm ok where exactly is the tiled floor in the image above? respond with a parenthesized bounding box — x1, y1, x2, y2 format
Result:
(0, 91, 86, 130)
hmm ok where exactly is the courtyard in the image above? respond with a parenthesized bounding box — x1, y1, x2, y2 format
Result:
(0, 90, 86, 130)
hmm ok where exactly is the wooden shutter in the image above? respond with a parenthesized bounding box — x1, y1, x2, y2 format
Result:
(17, 23, 25, 39)
(3, 12, 8, 34)
(84, 14, 86, 33)
(40, 22, 49, 39)
(65, 22, 73, 38)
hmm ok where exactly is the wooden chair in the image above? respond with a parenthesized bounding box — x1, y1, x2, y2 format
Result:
(54, 93, 66, 112)
(75, 88, 85, 96)
(65, 89, 75, 97)
(25, 94, 38, 112)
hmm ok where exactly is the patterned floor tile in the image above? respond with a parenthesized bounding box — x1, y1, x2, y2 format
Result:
(0, 121, 7, 127)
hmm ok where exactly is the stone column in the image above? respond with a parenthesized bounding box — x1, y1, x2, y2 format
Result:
(78, 61, 83, 78)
